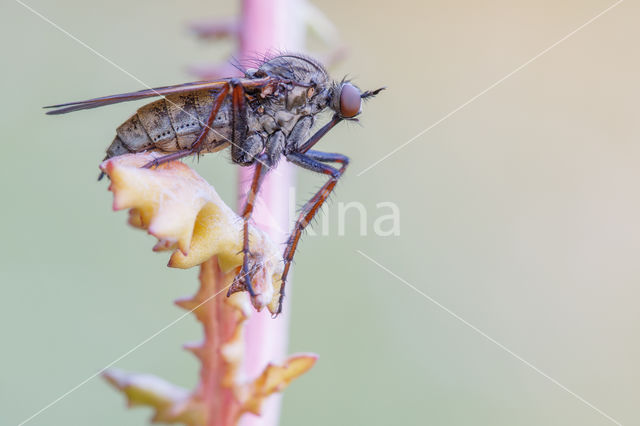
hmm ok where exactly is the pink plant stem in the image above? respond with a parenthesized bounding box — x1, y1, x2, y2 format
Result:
(237, 1, 304, 426)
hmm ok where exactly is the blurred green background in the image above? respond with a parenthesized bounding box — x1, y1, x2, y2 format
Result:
(2, 0, 639, 425)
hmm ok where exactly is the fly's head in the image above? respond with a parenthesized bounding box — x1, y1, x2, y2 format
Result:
(328, 80, 386, 120)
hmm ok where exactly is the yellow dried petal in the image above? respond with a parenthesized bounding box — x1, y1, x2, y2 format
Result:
(241, 354, 318, 415)
(104, 368, 205, 425)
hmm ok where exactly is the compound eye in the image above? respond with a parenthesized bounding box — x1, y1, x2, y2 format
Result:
(339, 83, 361, 118)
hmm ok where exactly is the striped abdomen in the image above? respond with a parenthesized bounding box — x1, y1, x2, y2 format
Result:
(105, 89, 232, 159)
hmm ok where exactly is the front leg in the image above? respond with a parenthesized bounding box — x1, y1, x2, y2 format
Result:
(278, 150, 349, 315)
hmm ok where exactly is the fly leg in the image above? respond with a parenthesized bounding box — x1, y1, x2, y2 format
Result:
(141, 149, 199, 170)
(227, 154, 270, 297)
(278, 150, 349, 315)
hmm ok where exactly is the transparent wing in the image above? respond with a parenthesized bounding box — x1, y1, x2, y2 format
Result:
(44, 80, 232, 115)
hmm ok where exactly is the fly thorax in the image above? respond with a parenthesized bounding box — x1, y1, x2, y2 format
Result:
(308, 88, 332, 115)
(285, 85, 309, 111)
(275, 110, 299, 134)
(259, 114, 278, 134)
(246, 110, 263, 134)
(286, 116, 314, 151)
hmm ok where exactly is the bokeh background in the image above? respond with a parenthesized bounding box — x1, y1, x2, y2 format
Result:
(2, 0, 639, 425)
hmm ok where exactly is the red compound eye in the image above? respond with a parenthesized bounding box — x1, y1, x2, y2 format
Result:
(339, 83, 361, 118)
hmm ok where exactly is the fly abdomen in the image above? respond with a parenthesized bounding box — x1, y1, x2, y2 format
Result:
(105, 98, 183, 159)
(104, 89, 234, 160)
(104, 113, 152, 159)
(165, 93, 201, 149)
(137, 99, 177, 151)
(106, 135, 133, 158)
